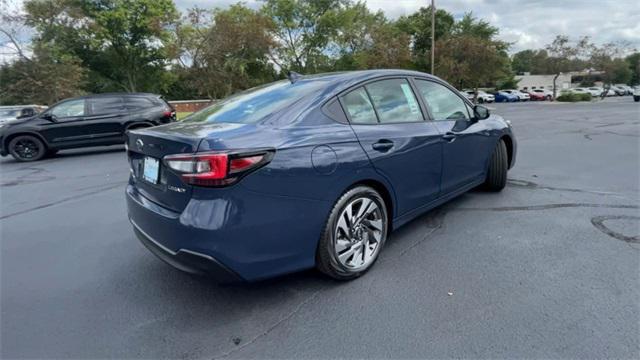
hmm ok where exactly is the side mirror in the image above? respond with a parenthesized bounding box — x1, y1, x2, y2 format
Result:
(473, 105, 490, 121)
(41, 113, 57, 122)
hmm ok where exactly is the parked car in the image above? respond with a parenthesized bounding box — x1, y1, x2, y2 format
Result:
(610, 85, 628, 96)
(0, 93, 176, 161)
(126, 70, 517, 282)
(571, 87, 595, 96)
(527, 89, 553, 100)
(494, 91, 519, 102)
(463, 90, 495, 103)
(523, 90, 546, 101)
(588, 87, 615, 97)
(502, 90, 530, 101)
(634, 86, 640, 102)
(0, 106, 44, 125)
(614, 84, 634, 95)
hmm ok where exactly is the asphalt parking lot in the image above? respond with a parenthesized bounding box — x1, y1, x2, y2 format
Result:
(1, 97, 639, 358)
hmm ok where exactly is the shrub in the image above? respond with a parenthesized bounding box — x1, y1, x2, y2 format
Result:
(556, 93, 592, 102)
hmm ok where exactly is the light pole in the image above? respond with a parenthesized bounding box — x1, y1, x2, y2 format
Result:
(430, 0, 435, 75)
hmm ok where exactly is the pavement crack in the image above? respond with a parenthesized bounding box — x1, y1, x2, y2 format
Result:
(0, 182, 125, 220)
(507, 178, 627, 197)
(591, 215, 640, 244)
(213, 289, 323, 359)
(456, 203, 638, 212)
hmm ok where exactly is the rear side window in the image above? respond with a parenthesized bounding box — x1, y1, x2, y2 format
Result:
(365, 79, 423, 123)
(87, 97, 124, 115)
(125, 96, 155, 110)
(414, 80, 470, 121)
(341, 88, 377, 124)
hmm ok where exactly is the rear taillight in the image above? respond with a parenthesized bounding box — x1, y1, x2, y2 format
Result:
(163, 150, 274, 187)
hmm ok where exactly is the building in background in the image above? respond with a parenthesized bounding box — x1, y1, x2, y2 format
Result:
(515, 73, 572, 92)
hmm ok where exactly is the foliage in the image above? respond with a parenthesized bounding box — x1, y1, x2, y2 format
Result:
(432, 13, 510, 92)
(625, 53, 640, 85)
(171, 5, 277, 99)
(556, 93, 591, 102)
(395, 6, 454, 71)
(1, 0, 637, 106)
(0, 44, 86, 105)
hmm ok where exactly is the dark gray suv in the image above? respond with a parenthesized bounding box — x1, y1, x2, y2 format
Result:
(0, 93, 176, 161)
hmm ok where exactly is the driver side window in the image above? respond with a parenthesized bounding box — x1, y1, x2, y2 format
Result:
(51, 99, 86, 118)
(414, 80, 470, 121)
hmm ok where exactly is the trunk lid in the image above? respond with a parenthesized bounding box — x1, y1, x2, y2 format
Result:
(126, 122, 262, 212)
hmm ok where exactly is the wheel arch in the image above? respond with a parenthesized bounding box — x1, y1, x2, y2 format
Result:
(125, 121, 155, 131)
(344, 179, 395, 231)
(4, 131, 50, 151)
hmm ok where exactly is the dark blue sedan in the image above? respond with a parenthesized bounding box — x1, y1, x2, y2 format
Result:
(126, 70, 517, 282)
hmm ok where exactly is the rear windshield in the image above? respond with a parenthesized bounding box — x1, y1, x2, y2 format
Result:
(183, 79, 327, 124)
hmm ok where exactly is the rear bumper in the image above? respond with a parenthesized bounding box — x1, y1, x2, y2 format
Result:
(126, 181, 331, 282)
(131, 218, 242, 283)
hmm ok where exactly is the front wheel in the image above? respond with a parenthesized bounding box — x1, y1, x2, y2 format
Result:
(483, 140, 508, 191)
(634, 96, 639, 102)
(8, 135, 46, 162)
(316, 186, 388, 280)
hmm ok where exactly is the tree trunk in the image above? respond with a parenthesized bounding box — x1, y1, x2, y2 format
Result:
(552, 73, 560, 100)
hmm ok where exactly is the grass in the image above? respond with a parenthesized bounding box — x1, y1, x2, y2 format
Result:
(176, 112, 192, 120)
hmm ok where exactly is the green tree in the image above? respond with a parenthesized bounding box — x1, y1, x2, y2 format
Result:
(625, 52, 640, 85)
(545, 35, 590, 98)
(0, 44, 86, 105)
(261, 0, 347, 73)
(23, 0, 179, 93)
(395, 6, 454, 71)
(435, 35, 508, 98)
(169, 4, 277, 99)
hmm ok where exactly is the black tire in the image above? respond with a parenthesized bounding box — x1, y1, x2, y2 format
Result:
(546, 95, 552, 101)
(316, 186, 389, 280)
(8, 135, 46, 162)
(634, 96, 639, 102)
(483, 140, 508, 191)
(478, 98, 484, 104)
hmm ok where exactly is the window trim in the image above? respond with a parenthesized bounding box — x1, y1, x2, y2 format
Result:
(338, 76, 428, 126)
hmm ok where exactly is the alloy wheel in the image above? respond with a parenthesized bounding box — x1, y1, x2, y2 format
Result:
(13, 138, 40, 160)
(334, 196, 384, 270)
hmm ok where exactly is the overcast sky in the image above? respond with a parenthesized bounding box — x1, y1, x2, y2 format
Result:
(178, 0, 640, 53)
(2, 0, 639, 63)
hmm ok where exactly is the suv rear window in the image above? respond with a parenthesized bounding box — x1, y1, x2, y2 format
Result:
(88, 96, 124, 115)
(125, 96, 156, 110)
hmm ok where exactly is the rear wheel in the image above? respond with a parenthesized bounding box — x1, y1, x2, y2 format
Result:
(8, 135, 46, 162)
(483, 140, 508, 191)
(317, 186, 388, 280)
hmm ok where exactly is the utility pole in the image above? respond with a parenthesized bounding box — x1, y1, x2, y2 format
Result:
(430, 0, 435, 75)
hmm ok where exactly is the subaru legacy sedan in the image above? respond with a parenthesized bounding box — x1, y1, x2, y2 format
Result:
(126, 70, 517, 282)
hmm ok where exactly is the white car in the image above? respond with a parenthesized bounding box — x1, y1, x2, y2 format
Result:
(588, 87, 615, 97)
(634, 86, 639, 102)
(615, 84, 634, 95)
(463, 90, 495, 103)
(572, 87, 597, 96)
(503, 89, 530, 101)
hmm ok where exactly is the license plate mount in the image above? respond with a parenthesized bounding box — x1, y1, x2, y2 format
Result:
(143, 156, 160, 184)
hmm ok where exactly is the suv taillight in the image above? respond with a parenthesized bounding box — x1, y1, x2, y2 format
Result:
(163, 150, 274, 187)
